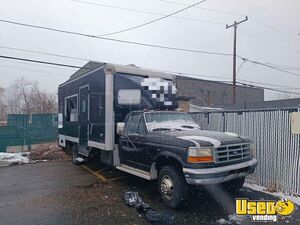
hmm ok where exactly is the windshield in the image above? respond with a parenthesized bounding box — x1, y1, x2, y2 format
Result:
(145, 112, 200, 131)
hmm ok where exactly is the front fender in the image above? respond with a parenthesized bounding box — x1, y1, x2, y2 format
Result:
(154, 151, 186, 166)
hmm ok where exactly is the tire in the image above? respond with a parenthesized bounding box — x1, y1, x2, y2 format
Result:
(158, 166, 188, 209)
(71, 144, 80, 165)
(223, 177, 245, 194)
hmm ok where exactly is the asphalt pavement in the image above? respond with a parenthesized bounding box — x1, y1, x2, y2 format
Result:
(0, 161, 299, 225)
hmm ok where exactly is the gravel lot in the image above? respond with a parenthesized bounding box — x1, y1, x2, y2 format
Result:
(0, 159, 299, 225)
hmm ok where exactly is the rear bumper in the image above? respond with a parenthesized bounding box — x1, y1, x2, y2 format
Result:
(183, 158, 258, 185)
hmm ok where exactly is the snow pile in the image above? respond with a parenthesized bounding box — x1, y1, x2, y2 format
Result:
(216, 215, 248, 225)
(216, 218, 231, 224)
(228, 214, 247, 224)
(0, 152, 30, 167)
(244, 183, 300, 206)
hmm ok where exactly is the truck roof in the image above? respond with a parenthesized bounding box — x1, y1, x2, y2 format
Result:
(61, 61, 176, 86)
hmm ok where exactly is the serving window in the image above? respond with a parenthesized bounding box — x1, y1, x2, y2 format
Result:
(65, 95, 78, 122)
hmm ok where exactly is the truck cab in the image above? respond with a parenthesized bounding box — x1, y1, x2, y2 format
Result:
(117, 111, 257, 208)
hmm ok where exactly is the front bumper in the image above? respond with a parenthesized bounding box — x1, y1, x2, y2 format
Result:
(183, 158, 258, 185)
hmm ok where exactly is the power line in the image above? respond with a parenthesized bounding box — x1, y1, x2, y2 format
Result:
(241, 57, 300, 78)
(148, 68, 300, 92)
(0, 19, 232, 57)
(264, 62, 300, 71)
(157, 0, 245, 17)
(157, 0, 300, 43)
(69, 0, 225, 26)
(0, 64, 71, 76)
(250, 18, 300, 43)
(1, 19, 300, 78)
(4, 44, 300, 77)
(237, 59, 247, 74)
(1, 53, 300, 96)
(0, 55, 83, 69)
(239, 28, 300, 54)
(69, 0, 300, 54)
(96, 0, 209, 36)
(0, 45, 89, 62)
(2, 42, 300, 85)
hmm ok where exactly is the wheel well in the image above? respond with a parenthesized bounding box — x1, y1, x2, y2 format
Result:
(65, 141, 77, 155)
(155, 156, 183, 172)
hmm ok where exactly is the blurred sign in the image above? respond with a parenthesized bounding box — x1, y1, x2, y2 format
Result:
(291, 112, 300, 134)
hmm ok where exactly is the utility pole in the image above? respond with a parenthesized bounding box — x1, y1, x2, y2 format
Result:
(226, 16, 248, 104)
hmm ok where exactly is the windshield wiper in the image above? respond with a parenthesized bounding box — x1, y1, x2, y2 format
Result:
(181, 125, 196, 129)
(152, 128, 171, 132)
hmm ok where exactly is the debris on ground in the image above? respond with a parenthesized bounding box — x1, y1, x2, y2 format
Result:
(0, 152, 30, 167)
(145, 209, 176, 225)
(29, 142, 70, 161)
(124, 191, 176, 225)
(124, 191, 150, 212)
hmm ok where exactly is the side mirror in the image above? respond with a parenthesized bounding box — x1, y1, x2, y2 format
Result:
(117, 122, 125, 135)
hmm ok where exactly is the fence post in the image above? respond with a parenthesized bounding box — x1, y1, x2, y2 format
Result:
(222, 111, 226, 132)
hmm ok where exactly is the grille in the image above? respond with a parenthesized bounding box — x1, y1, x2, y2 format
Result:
(214, 143, 251, 164)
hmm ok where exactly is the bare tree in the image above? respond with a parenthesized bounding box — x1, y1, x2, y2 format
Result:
(4, 77, 32, 114)
(4, 83, 22, 114)
(4, 77, 57, 115)
(0, 86, 6, 119)
(30, 83, 57, 113)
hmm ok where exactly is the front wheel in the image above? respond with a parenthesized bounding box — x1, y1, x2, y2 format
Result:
(223, 177, 245, 194)
(158, 166, 188, 209)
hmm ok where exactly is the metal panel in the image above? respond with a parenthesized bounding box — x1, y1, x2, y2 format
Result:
(104, 69, 114, 151)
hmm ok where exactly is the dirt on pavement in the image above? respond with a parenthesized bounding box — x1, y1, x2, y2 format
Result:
(29, 142, 71, 161)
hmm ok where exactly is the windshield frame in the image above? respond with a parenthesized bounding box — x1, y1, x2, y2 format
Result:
(144, 111, 200, 132)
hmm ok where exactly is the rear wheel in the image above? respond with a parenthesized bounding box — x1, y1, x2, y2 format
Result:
(158, 166, 188, 209)
(223, 177, 245, 194)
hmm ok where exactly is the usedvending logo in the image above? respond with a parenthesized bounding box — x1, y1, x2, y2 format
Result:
(235, 198, 295, 222)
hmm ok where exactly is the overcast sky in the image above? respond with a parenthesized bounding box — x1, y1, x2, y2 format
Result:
(0, 0, 300, 100)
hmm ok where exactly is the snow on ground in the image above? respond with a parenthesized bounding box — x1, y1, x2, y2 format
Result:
(0, 152, 30, 167)
(244, 183, 300, 206)
(216, 214, 248, 225)
(216, 218, 231, 224)
(228, 214, 247, 224)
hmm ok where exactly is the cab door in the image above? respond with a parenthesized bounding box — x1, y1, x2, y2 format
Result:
(119, 114, 148, 171)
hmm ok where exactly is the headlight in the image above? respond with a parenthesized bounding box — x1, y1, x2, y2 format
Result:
(187, 147, 214, 163)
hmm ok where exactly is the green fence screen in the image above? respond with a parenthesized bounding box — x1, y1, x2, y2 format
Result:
(0, 114, 58, 152)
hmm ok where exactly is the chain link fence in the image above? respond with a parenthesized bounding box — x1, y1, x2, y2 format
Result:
(190, 108, 300, 195)
(0, 114, 58, 152)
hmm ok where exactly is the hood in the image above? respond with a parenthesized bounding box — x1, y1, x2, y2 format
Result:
(154, 129, 250, 148)
(146, 120, 200, 131)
